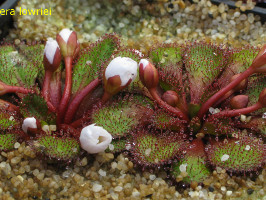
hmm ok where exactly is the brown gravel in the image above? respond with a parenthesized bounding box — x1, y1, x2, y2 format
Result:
(0, 142, 265, 199)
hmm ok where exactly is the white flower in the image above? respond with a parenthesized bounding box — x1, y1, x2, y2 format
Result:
(221, 154, 230, 162)
(263, 112, 266, 119)
(59, 28, 73, 43)
(44, 38, 59, 65)
(22, 117, 37, 133)
(105, 57, 138, 86)
(79, 124, 112, 154)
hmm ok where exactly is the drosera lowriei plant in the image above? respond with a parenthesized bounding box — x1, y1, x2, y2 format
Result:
(0, 29, 265, 186)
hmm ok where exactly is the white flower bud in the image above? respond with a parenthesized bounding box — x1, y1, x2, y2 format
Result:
(22, 117, 37, 133)
(79, 124, 112, 154)
(105, 57, 138, 86)
(44, 38, 60, 65)
(139, 59, 150, 70)
(59, 28, 73, 43)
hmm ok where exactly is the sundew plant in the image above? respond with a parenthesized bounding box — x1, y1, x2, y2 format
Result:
(0, 29, 265, 186)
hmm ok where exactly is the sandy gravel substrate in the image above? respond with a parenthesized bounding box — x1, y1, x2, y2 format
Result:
(0, 0, 265, 199)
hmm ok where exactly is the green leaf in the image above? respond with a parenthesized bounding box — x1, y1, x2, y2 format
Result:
(32, 135, 80, 161)
(149, 45, 182, 66)
(183, 42, 228, 104)
(207, 137, 264, 172)
(244, 75, 266, 114)
(72, 34, 119, 96)
(149, 45, 183, 92)
(172, 156, 210, 183)
(130, 130, 187, 166)
(17, 43, 45, 83)
(91, 94, 153, 138)
(106, 137, 128, 153)
(0, 110, 20, 131)
(0, 133, 18, 151)
(232, 46, 259, 73)
(20, 94, 56, 124)
(0, 44, 42, 88)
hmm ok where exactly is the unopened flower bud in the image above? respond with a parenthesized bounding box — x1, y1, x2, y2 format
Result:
(56, 28, 78, 58)
(230, 74, 248, 91)
(104, 57, 138, 95)
(43, 38, 61, 72)
(79, 124, 112, 154)
(259, 88, 266, 107)
(139, 59, 159, 89)
(251, 44, 266, 73)
(22, 117, 37, 133)
(230, 95, 249, 109)
(162, 90, 179, 107)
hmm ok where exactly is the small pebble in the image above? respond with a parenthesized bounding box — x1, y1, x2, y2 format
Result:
(208, 186, 215, 192)
(92, 183, 102, 193)
(247, 188, 254, 195)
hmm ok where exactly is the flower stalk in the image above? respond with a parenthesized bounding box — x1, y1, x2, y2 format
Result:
(64, 78, 100, 124)
(56, 29, 78, 125)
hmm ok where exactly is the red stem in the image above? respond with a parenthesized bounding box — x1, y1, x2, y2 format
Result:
(64, 78, 100, 124)
(57, 57, 73, 126)
(49, 70, 62, 109)
(46, 102, 57, 113)
(41, 71, 58, 113)
(197, 67, 254, 119)
(42, 70, 53, 102)
(5, 85, 33, 94)
(210, 102, 262, 119)
(149, 88, 189, 122)
(212, 89, 234, 108)
(70, 117, 84, 128)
